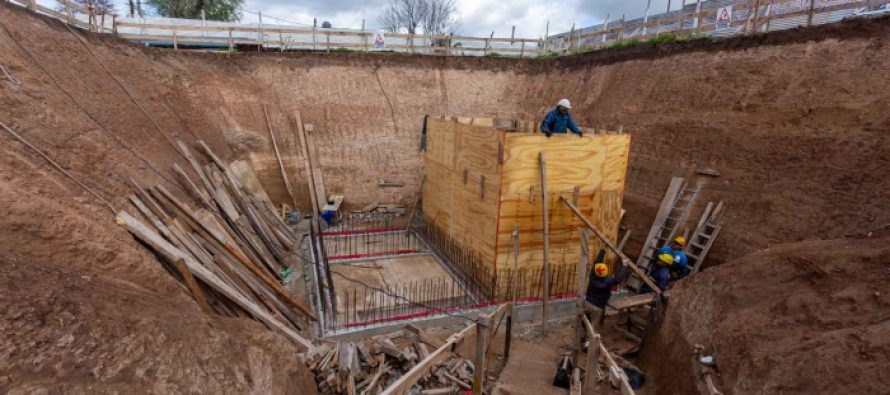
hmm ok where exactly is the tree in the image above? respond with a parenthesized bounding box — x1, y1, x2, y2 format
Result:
(422, 0, 459, 38)
(72, 0, 115, 14)
(378, 0, 459, 38)
(146, 0, 243, 21)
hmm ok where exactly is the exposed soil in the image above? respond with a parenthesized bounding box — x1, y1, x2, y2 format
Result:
(2, 2, 890, 393)
(641, 237, 890, 394)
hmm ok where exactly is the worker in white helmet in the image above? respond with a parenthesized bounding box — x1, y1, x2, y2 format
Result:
(540, 98, 582, 137)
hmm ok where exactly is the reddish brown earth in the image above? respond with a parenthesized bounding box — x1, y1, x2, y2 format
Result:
(2, 2, 890, 393)
(642, 238, 890, 394)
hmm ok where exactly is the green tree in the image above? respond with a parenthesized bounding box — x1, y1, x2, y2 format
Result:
(146, 0, 243, 21)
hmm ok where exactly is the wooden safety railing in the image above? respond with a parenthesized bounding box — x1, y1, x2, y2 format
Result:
(6, 0, 544, 57)
(548, 0, 880, 54)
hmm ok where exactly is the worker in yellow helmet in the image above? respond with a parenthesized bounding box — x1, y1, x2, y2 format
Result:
(649, 236, 690, 291)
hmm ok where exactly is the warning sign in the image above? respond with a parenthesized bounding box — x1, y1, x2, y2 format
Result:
(716, 6, 732, 30)
(373, 31, 386, 49)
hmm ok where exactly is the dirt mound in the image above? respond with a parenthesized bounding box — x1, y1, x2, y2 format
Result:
(641, 238, 890, 394)
(0, 256, 316, 393)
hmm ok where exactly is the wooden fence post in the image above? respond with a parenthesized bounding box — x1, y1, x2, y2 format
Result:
(227, 28, 233, 53)
(258, 11, 264, 52)
(27, 0, 36, 11)
(750, 0, 762, 35)
(807, 0, 816, 26)
(473, 311, 491, 395)
(618, 15, 626, 42)
(602, 13, 610, 46)
(325, 31, 330, 52)
(172, 27, 178, 50)
(64, 0, 74, 25)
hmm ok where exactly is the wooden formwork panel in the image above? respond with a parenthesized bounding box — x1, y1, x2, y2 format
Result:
(495, 133, 630, 272)
(423, 117, 631, 284)
(423, 117, 501, 267)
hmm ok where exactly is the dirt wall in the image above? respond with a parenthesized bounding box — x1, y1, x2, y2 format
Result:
(640, 237, 890, 394)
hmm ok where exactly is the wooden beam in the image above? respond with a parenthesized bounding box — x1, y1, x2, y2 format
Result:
(115, 211, 314, 350)
(380, 323, 476, 395)
(473, 311, 489, 395)
(263, 104, 299, 210)
(294, 111, 320, 216)
(560, 197, 662, 295)
(173, 257, 214, 314)
(582, 315, 601, 394)
(572, 228, 589, 366)
(154, 185, 318, 319)
(539, 152, 550, 328)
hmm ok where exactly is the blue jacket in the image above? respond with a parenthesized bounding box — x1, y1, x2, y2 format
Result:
(540, 107, 581, 135)
(656, 245, 689, 276)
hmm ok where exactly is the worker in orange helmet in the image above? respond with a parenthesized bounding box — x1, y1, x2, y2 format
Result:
(585, 249, 629, 326)
(649, 236, 690, 291)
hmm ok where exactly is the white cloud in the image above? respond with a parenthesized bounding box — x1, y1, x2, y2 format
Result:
(242, 0, 675, 38)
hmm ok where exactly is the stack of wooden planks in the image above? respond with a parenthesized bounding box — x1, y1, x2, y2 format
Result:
(307, 328, 473, 395)
(115, 138, 317, 349)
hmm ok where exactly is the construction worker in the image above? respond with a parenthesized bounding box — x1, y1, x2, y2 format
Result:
(649, 236, 690, 290)
(585, 249, 628, 326)
(540, 99, 583, 137)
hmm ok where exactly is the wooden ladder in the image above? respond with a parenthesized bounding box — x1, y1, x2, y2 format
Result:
(688, 201, 725, 273)
(626, 179, 700, 292)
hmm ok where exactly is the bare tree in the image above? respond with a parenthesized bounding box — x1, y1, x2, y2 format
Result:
(379, 0, 427, 34)
(378, 0, 459, 37)
(422, 0, 459, 38)
(72, 0, 115, 13)
(127, 0, 144, 18)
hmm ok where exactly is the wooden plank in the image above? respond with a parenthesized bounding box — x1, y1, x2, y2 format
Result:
(473, 311, 489, 395)
(583, 315, 601, 395)
(294, 113, 324, 212)
(173, 257, 214, 314)
(115, 211, 313, 350)
(539, 151, 550, 327)
(263, 103, 299, 210)
(607, 293, 657, 310)
(380, 323, 476, 395)
(572, 228, 589, 366)
(561, 197, 662, 295)
(154, 185, 317, 319)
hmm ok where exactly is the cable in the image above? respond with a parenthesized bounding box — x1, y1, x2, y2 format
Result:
(1, 120, 117, 214)
(61, 23, 190, 164)
(0, 19, 177, 186)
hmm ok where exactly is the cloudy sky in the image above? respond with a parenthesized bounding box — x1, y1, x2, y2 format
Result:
(241, 0, 673, 38)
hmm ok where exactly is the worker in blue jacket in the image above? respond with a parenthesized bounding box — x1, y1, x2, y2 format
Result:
(649, 236, 690, 291)
(540, 99, 583, 137)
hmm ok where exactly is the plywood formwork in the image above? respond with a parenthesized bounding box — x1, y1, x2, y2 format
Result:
(422, 116, 631, 296)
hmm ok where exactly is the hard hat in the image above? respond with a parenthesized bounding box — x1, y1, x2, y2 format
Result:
(594, 263, 609, 278)
(658, 253, 674, 265)
(673, 236, 687, 246)
(558, 98, 572, 109)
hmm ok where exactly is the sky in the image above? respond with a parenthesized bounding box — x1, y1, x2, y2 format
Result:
(240, 0, 674, 38)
